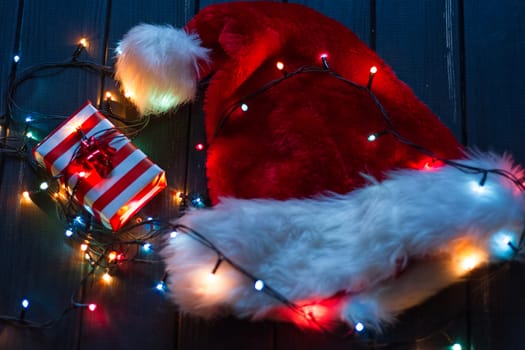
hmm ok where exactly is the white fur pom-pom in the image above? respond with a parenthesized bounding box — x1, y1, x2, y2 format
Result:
(115, 24, 209, 115)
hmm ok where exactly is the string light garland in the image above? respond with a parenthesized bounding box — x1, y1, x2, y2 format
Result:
(0, 39, 202, 332)
(212, 57, 525, 194)
(1, 43, 523, 350)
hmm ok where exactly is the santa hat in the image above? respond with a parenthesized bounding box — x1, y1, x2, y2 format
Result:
(115, 2, 525, 333)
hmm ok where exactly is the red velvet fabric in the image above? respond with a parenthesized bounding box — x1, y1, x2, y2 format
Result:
(186, 2, 463, 203)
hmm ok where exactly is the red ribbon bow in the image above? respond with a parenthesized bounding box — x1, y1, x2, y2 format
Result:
(73, 130, 117, 178)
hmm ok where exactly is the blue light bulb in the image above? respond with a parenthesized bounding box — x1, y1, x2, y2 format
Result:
(155, 282, 165, 291)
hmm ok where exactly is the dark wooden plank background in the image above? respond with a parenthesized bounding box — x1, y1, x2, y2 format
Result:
(1, 1, 524, 349)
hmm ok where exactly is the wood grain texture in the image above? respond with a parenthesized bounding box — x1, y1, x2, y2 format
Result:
(463, 0, 525, 163)
(0, 0, 20, 117)
(289, 0, 371, 46)
(375, 0, 463, 139)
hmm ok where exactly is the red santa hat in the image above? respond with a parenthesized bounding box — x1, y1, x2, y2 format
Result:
(115, 2, 463, 203)
(115, 2, 525, 333)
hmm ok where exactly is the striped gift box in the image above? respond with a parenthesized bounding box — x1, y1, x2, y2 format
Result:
(33, 101, 167, 231)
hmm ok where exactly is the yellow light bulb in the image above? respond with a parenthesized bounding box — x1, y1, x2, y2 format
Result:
(461, 255, 479, 271)
(80, 243, 88, 252)
(108, 251, 117, 261)
(22, 191, 31, 201)
(102, 272, 112, 283)
(105, 91, 112, 100)
(79, 38, 88, 48)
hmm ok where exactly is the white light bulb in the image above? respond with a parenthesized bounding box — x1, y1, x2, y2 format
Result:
(170, 231, 178, 238)
(39, 182, 49, 190)
(13, 55, 20, 63)
(355, 322, 365, 332)
(65, 228, 73, 237)
(156, 282, 165, 291)
(470, 180, 488, 195)
(451, 344, 462, 350)
(254, 280, 265, 291)
(241, 103, 248, 112)
(367, 134, 377, 142)
(21, 299, 29, 309)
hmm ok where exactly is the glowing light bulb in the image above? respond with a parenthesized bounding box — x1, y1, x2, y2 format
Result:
(105, 91, 112, 100)
(102, 272, 111, 283)
(108, 251, 117, 261)
(156, 282, 165, 291)
(85, 253, 91, 260)
(491, 231, 518, 258)
(355, 322, 365, 332)
(470, 180, 488, 195)
(25, 116, 33, 123)
(80, 243, 88, 252)
(195, 143, 205, 151)
(170, 231, 178, 239)
(461, 255, 479, 272)
(367, 66, 378, 89)
(39, 182, 49, 190)
(206, 273, 217, 284)
(367, 134, 377, 142)
(65, 228, 73, 237)
(124, 90, 133, 98)
(78, 171, 86, 178)
(254, 280, 265, 291)
(320, 53, 329, 69)
(240, 103, 248, 112)
(88, 303, 97, 312)
(276, 61, 284, 70)
(13, 55, 20, 63)
(451, 344, 462, 350)
(22, 191, 31, 200)
(21, 299, 29, 309)
(74, 216, 84, 225)
(78, 38, 88, 48)
(143, 243, 152, 251)
(26, 131, 34, 139)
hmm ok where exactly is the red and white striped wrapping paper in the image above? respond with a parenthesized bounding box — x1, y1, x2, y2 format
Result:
(33, 102, 167, 231)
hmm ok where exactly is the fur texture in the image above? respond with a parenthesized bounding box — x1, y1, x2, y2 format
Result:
(115, 2, 463, 203)
(162, 154, 525, 331)
(186, 2, 464, 203)
(115, 23, 209, 115)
